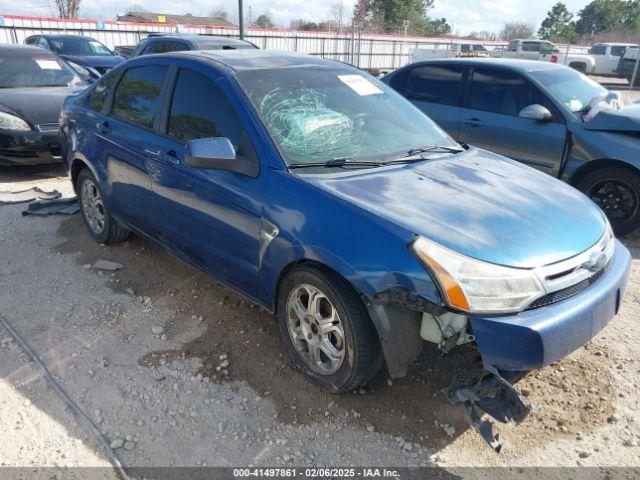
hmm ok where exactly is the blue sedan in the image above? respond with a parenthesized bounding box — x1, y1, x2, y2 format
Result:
(382, 59, 640, 236)
(60, 51, 630, 422)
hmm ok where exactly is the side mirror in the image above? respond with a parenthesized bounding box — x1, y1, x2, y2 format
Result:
(519, 104, 553, 122)
(185, 137, 258, 177)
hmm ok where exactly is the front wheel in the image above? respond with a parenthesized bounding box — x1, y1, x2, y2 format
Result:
(576, 167, 640, 236)
(277, 266, 382, 392)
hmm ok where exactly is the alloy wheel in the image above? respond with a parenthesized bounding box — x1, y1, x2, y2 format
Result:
(286, 284, 346, 375)
(80, 178, 106, 235)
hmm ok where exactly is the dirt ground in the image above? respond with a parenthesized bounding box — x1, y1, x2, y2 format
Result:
(1, 156, 639, 475)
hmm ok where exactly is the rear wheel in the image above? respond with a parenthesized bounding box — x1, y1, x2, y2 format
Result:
(277, 266, 382, 392)
(576, 167, 640, 236)
(77, 168, 130, 244)
(569, 62, 587, 73)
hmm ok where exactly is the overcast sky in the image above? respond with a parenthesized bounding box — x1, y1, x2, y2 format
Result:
(0, 0, 594, 35)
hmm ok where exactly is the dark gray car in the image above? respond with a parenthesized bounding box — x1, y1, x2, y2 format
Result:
(130, 34, 257, 58)
(382, 58, 640, 235)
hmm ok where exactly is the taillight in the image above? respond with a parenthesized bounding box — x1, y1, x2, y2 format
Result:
(551, 55, 558, 63)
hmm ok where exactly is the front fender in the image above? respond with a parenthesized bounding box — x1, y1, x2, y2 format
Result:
(561, 129, 640, 183)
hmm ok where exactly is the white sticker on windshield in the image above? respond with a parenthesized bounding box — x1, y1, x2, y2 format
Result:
(35, 59, 62, 70)
(338, 75, 383, 96)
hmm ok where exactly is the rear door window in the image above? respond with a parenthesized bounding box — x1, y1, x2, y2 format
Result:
(611, 46, 626, 57)
(469, 68, 553, 118)
(111, 65, 168, 129)
(522, 42, 540, 52)
(406, 65, 464, 106)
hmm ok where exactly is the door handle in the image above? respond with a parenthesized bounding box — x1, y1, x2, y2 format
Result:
(462, 118, 484, 127)
(164, 149, 179, 164)
(144, 147, 161, 158)
(96, 120, 110, 134)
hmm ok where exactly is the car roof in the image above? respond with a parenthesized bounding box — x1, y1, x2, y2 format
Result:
(593, 42, 637, 46)
(156, 49, 346, 71)
(0, 44, 57, 57)
(144, 34, 251, 46)
(29, 34, 98, 40)
(404, 57, 565, 73)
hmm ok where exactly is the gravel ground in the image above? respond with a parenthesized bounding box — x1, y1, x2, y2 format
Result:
(0, 161, 639, 475)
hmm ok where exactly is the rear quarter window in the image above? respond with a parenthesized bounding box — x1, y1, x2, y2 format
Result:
(88, 73, 117, 112)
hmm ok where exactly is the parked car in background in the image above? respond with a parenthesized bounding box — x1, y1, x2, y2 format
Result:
(0, 45, 87, 166)
(492, 39, 598, 74)
(588, 43, 636, 77)
(25, 35, 124, 81)
(60, 51, 630, 438)
(617, 46, 640, 85)
(383, 58, 640, 235)
(129, 34, 258, 58)
(410, 43, 488, 62)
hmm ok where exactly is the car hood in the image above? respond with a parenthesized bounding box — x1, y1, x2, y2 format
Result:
(584, 103, 640, 132)
(302, 148, 607, 268)
(0, 86, 83, 126)
(60, 54, 124, 68)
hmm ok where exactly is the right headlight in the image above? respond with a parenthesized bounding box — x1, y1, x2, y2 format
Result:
(0, 111, 31, 131)
(411, 236, 545, 315)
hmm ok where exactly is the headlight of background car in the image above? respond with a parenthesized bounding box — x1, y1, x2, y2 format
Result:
(411, 236, 545, 314)
(0, 111, 31, 131)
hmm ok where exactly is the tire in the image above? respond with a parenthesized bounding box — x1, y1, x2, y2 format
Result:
(569, 63, 586, 73)
(76, 168, 130, 244)
(277, 266, 382, 392)
(576, 166, 640, 236)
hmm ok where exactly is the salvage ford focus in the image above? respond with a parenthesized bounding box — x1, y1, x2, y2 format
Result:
(60, 50, 630, 444)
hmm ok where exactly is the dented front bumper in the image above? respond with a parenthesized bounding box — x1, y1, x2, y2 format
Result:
(470, 240, 631, 372)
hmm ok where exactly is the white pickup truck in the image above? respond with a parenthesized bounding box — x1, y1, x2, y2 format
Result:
(587, 43, 638, 76)
(490, 39, 596, 72)
(491, 39, 637, 76)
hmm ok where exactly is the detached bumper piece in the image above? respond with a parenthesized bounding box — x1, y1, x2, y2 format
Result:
(445, 366, 530, 453)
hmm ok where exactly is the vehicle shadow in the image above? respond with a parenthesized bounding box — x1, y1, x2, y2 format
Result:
(0, 164, 67, 185)
(620, 230, 640, 260)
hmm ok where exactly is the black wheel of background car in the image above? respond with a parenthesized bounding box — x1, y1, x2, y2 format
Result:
(569, 63, 587, 73)
(277, 266, 382, 392)
(76, 168, 130, 244)
(576, 167, 640, 236)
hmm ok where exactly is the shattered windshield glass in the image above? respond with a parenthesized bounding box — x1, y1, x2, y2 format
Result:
(236, 67, 456, 166)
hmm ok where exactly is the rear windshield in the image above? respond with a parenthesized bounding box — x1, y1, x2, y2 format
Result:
(0, 56, 86, 88)
(49, 37, 113, 56)
(236, 67, 456, 166)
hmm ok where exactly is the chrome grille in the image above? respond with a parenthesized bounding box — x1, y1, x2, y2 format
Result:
(526, 224, 615, 310)
(37, 123, 60, 133)
(527, 266, 606, 309)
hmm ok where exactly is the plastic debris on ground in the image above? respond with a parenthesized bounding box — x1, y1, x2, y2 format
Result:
(0, 187, 60, 204)
(22, 197, 79, 216)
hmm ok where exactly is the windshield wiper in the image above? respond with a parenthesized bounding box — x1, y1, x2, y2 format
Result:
(394, 144, 464, 160)
(288, 157, 385, 169)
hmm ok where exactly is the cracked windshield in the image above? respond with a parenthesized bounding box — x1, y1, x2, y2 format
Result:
(237, 67, 456, 166)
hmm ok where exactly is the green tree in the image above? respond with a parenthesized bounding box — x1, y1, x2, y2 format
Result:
(538, 2, 579, 43)
(353, 0, 450, 35)
(576, 0, 630, 37)
(254, 14, 275, 28)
